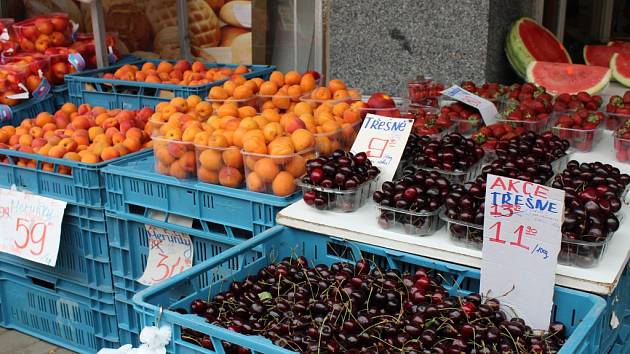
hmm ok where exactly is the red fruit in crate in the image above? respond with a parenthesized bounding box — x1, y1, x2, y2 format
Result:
(34, 19, 54, 35)
(367, 92, 395, 109)
(52, 62, 69, 81)
(50, 17, 69, 32)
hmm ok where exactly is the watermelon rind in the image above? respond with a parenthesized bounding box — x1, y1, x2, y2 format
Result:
(506, 18, 571, 78)
(526, 61, 611, 95)
(611, 53, 630, 87)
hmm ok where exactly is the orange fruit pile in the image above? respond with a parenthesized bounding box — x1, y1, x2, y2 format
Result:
(104, 60, 250, 86)
(0, 103, 153, 174)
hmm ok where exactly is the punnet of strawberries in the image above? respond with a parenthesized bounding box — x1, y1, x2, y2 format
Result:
(614, 119, 630, 162)
(552, 92, 603, 112)
(500, 83, 553, 121)
(459, 81, 507, 102)
(554, 109, 605, 131)
(605, 91, 630, 130)
(471, 123, 526, 150)
(411, 106, 452, 136)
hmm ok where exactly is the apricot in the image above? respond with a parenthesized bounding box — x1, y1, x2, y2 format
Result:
(238, 106, 257, 119)
(63, 152, 81, 161)
(262, 122, 284, 143)
(293, 102, 313, 117)
(269, 71, 284, 87)
(207, 134, 228, 148)
(291, 129, 315, 152)
(182, 126, 202, 142)
(222, 148, 243, 169)
(284, 154, 307, 178)
(48, 145, 67, 158)
(272, 171, 297, 196)
(239, 117, 259, 131)
(268, 137, 294, 156)
(217, 104, 239, 118)
(209, 86, 229, 100)
(195, 101, 213, 118)
(168, 160, 189, 179)
(328, 79, 347, 94)
(287, 85, 303, 101)
(233, 85, 254, 100)
(311, 87, 332, 101)
(259, 81, 278, 96)
(246, 171, 266, 192)
(300, 74, 317, 93)
(179, 151, 196, 173)
(253, 157, 280, 183)
(198, 148, 223, 170)
(101, 146, 120, 161)
(155, 146, 176, 165)
(18, 134, 33, 146)
(198, 166, 219, 183)
(272, 91, 291, 110)
(217, 166, 243, 187)
(261, 109, 281, 123)
(123, 137, 142, 152)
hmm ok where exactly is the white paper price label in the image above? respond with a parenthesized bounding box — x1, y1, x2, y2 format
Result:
(0, 188, 67, 266)
(442, 85, 498, 125)
(138, 225, 193, 286)
(481, 174, 565, 330)
(350, 114, 413, 182)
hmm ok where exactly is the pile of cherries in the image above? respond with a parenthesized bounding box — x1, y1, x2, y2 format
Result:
(551, 161, 628, 265)
(183, 258, 568, 354)
(402, 133, 485, 174)
(373, 168, 451, 234)
(301, 150, 380, 211)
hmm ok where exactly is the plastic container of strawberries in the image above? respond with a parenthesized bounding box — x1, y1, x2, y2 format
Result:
(550, 113, 603, 153)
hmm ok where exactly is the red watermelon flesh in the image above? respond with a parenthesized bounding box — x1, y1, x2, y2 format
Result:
(518, 18, 571, 63)
(609, 41, 630, 48)
(527, 62, 610, 95)
(584, 45, 630, 66)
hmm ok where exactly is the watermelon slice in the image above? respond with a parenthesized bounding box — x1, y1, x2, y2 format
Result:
(611, 53, 630, 87)
(505, 18, 571, 78)
(526, 61, 611, 95)
(584, 45, 630, 66)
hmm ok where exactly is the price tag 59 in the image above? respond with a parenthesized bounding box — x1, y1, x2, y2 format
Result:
(0, 188, 66, 266)
(138, 225, 193, 286)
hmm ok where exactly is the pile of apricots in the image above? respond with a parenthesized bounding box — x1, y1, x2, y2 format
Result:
(0, 103, 153, 174)
(150, 72, 365, 196)
(104, 60, 251, 87)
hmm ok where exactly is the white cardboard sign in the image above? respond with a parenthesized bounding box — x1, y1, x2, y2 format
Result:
(0, 188, 66, 266)
(481, 174, 565, 330)
(350, 114, 413, 182)
(442, 85, 498, 125)
(137, 225, 194, 286)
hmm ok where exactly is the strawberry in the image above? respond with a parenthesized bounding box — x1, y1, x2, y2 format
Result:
(500, 132, 518, 140)
(576, 91, 591, 102)
(491, 125, 506, 137)
(624, 91, 630, 104)
(556, 93, 571, 104)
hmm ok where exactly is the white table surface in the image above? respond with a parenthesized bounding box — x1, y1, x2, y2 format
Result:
(278, 99, 630, 296)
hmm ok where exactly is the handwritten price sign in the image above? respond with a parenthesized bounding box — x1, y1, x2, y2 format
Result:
(481, 175, 565, 330)
(442, 85, 498, 125)
(351, 114, 413, 182)
(0, 188, 66, 266)
(137, 225, 193, 286)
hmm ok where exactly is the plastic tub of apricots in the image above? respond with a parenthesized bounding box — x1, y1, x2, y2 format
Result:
(13, 13, 72, 53)
(255, 71, 319, 112)
(195, 144, 244, 188)
(1, 52, 51, 94)
(65, 59, 275, 110)
(152, 136, 197, 180)
(242, 146, 317, 197)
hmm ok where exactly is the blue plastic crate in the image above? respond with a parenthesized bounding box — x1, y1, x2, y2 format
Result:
(0, 203, 113, 290)
(0, 262, 119, 353)
(66, 59, 275, 110)
(103, 153, 300, 238)
(106, 211, 250, 345)
(133, 226, 607, 354)
(0, 148, 151, 208)
(52, 84, 68, 109)
(0, 94, 55, 127)
(601, 261, 630, 353)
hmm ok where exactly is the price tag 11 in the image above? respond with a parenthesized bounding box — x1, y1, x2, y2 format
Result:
(137, 225, 193, 286)
(481, 174, 565, 330)
(442, 85, 498, 125)
(0, 188, 67, 266)
(350, 114, 413, 182)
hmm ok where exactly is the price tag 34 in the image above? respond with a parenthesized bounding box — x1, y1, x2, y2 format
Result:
(138, 225, 194, 286)
(0, 188, 66, 266)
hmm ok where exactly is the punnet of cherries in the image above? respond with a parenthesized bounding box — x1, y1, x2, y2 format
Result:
(299, 150, 380, 212)
(183, 258, 568, 354)
(550, 160, 629, 267)
(373, 168, 451, 235)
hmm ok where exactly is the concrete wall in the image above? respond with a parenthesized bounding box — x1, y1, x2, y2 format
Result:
(326, 0, 535, 96)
